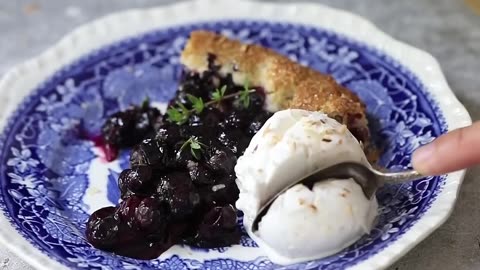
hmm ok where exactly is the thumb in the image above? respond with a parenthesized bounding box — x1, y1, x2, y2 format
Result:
(412, 121, 480, 175)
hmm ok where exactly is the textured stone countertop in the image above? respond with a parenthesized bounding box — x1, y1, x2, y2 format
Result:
(0, 0, 479, 269)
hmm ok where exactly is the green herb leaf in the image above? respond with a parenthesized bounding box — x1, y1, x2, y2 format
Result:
(176, 102, 189, 113)
(240, 92, 250, 108)
(190, 148, 200, 160)
(166, 105, 189, 125)
(186, 94, 205, 114)
(169, 80, 255, 125)
(243, 78, 250, 92)
(190, 141, 201, 150)
(178, 136, 205, 160)
(166, 107, 182, 122)
(178, 138, 190, 152)
(212, 85, 227, 102)
(239, 79, 252, 108)
(141, 96, 150, 110)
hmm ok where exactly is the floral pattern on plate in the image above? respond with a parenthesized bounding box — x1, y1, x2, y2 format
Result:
(0, 21, 447, 269)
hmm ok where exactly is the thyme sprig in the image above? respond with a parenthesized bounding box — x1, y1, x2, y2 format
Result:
(167, 80, 256, 125)
(178, 136, 207, 160)
(211, 85, 227, 103)
(239, 79, 251, 108)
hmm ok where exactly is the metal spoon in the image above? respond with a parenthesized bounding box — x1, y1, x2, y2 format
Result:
(251, 162, 424, 231)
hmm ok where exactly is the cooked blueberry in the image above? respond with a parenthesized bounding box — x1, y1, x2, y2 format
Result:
(247, 111, 272, 136)
(188, 114, 203, 127)
(118, 170, 131, 198)
(231, 90, 264, 113)
(201, 107, 224, 127)
(178, 72, 213, 99)
(248, 91, 265, 112)
(101, 111, 136, 146)
(120, 189, 134, 200)
(174, 91, 189, 106)
(187, 161, 214, 185)
(101, 104, 161, 149)
(130, 138, 169, 167)
(88, 62, 272, 256)
(87, 207, 116, 226)
(174, 143, 197, 166)
(155, 123, 181, 144)
(135, 112, 152, 133)
(184, 204, 240, 248)
(217, 74, 239, 96)
(155, 128, 175, 145)
(201, 174, 239, 207)
(180, 114, 215, 139)
(129, 146, 147, 166)
(203, 204, 237, 229)
(222, 110, 249, 130)
(206, 144, 236, 174)
(248, 120, 264, 137)
(86, 206, 119, 249)
(155, 171, 200, 219)
(132, 166, 153, 190)
(118, 166, 153, 193)
(116, 196, 142, 228)
(118, 170, 140, 197)
(135, 197, 168, 232)
(183, 117, 211, 139)
(218, 129, 250, 156)
(207, 53, 220, 73)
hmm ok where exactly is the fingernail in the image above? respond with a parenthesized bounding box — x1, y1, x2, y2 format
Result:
(412, 143, 434, 174)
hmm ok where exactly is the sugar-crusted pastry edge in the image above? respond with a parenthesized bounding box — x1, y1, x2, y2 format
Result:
(180, 30, 371, 150)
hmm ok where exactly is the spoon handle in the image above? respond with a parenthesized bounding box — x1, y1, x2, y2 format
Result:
(375, 169, 425, 185)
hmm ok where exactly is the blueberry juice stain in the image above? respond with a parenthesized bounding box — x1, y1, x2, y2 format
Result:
(86, 55, 271, 259)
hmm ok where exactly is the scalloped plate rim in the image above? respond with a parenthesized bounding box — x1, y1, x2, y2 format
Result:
(0, 0, 471, 269)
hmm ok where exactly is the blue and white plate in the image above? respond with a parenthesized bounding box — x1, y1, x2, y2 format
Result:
(0, 0, 471, 269)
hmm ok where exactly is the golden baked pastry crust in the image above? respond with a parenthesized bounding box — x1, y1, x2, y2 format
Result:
(180, 30, 370, 147)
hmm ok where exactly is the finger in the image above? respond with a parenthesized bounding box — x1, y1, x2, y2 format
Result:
(412, 121, 480, 175)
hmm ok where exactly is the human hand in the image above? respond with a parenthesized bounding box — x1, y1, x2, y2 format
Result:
(412, 121, 480, 175)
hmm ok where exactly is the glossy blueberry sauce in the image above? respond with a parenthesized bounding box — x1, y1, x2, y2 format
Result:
(86, 55, 272, 259)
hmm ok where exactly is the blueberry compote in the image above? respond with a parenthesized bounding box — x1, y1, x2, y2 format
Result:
(87, 55, 272, 259)
(100, 100, 162, 161)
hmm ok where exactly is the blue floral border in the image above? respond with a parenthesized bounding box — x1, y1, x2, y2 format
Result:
(0, 20, 448, 270)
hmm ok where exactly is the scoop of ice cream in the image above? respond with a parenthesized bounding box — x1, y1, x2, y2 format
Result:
(234, 109, 378, 264)
(256, 179, 378, 264)
(235, 109, 371, 227)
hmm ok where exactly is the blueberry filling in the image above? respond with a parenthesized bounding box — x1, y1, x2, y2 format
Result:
(100, 100, 162, 161)
(87, 55, 272, 259)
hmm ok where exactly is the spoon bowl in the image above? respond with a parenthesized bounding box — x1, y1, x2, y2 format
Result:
(251, 162, 424, 231)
